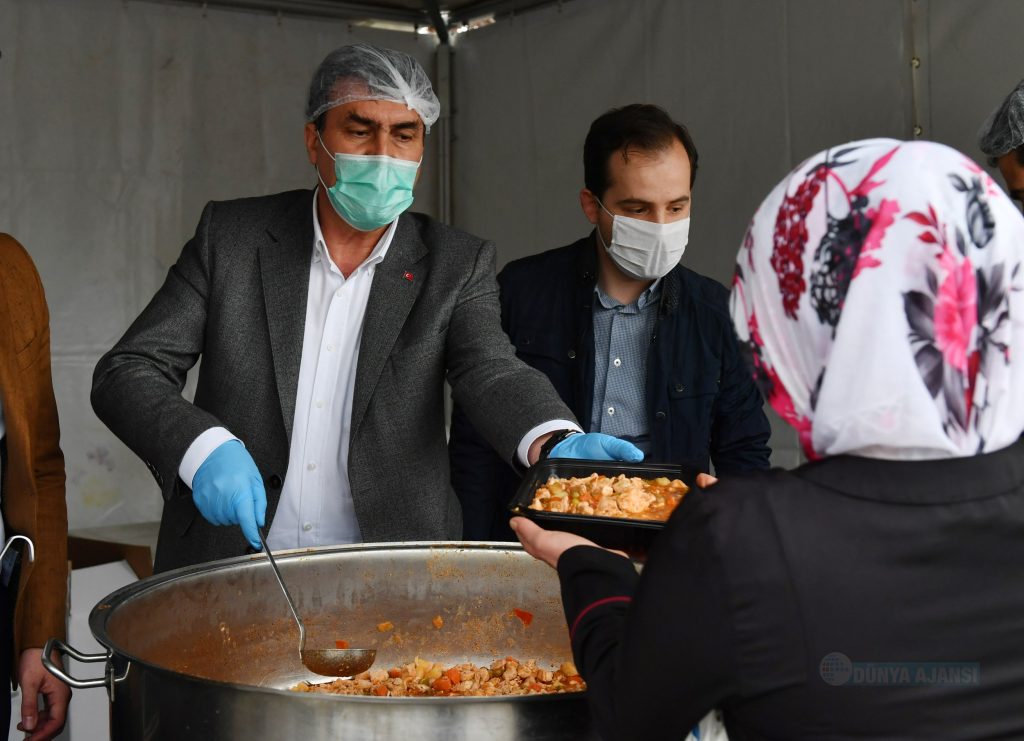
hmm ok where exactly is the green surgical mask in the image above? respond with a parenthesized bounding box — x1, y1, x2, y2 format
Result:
(316, 131, 419, 231)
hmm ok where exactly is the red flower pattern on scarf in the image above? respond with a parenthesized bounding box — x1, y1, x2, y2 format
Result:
(934, 253, 977, 374)
(771, 168, 827, 318)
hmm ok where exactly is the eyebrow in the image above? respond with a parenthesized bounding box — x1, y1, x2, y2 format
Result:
(344, 111, 422, 133)
(615, 195, 691, 206)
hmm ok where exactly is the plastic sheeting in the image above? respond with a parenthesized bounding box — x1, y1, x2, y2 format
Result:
(0, 0, 437, 529)
(4, 0, 1024, 528)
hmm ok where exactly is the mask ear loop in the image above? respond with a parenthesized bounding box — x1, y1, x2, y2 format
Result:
(316, 129, 338, 161)
(592, 194, 615, 252)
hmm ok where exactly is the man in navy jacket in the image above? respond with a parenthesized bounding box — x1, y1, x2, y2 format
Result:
(449, 104, 771, 540)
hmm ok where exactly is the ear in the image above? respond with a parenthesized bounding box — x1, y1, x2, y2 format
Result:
(580, 188, 600, 225)
(304, 122, 319, 167)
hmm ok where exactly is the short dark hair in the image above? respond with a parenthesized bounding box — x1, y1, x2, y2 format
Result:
(583, 104, 699, 198)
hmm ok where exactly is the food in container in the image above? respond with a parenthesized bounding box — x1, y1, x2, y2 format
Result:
(529, 473, 688, 521)
(509, 460, 694, 556)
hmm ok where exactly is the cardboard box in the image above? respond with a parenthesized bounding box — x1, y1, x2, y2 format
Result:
(66, 522, 160, 579)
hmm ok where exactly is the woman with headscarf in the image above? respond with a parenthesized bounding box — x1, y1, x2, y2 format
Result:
(513, 138, 1024, 740)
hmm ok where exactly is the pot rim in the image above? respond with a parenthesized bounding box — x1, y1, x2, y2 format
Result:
(88, 541, 586, 703)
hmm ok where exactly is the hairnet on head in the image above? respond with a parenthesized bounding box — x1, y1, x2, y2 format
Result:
(306, 43, 440, 132)
(978, 79, 1024, 158)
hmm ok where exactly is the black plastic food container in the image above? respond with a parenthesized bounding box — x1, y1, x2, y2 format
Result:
(507, 459, 691, 557)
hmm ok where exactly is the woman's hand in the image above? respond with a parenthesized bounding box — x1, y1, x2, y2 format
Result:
(511, 517, 624, 568)
(695, 473, 718, 489)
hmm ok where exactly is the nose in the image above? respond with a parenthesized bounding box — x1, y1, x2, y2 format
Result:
(366, 129, 394, 157)
(654, 207, 685, 224)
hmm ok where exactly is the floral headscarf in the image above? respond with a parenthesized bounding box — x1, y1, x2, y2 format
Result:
(730, 138, 1024, 460)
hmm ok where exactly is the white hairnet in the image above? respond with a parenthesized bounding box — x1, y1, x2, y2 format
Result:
(978, 79, 1024, 158)
(306, 44, 440, 132)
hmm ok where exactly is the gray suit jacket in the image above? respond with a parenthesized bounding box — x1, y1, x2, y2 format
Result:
(92, 189, 573, 572)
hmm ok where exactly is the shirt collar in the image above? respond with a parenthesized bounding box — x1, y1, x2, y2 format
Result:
(311, 188, 397, 273)
(593, 277, 663, 311)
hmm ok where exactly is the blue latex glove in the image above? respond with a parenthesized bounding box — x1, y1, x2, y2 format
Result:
(191, 440, 267, 551)
(549, 432, 644, 462)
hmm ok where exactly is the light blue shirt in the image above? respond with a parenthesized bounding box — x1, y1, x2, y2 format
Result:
(589, 280, 662, 453)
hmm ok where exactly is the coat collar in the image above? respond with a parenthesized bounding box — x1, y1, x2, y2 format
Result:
(574, 231, 682, 317)
(259, 196, 429, 442)
(259, 191, 315, 440)
(793, 436, 1024, 505)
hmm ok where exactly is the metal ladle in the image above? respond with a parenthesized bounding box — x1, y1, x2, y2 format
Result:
(257, 528, 375, 677)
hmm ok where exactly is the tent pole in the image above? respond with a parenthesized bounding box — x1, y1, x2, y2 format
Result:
(436, 41, 453, 225)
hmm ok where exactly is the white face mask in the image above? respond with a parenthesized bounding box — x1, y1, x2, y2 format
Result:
(595, 198, 690, 281)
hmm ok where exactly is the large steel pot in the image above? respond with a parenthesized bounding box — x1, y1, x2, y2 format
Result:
(46, 542, 595, 740)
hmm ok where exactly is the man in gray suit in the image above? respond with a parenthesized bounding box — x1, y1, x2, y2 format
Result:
(92, 44, 641, 572)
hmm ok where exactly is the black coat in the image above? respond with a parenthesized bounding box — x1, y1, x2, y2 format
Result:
(448, 234, 772, 540)
(560, 437, 1024, 739)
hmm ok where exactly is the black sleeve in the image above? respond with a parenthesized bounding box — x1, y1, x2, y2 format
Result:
(709, 321, 772, 473)
(448, 402, 520, 540)
(557, 495, 737, 740)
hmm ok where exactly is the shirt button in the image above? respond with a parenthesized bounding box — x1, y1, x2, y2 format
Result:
(315, 400, 324, 408)
(307, 462, 317, 471)
(675, 383, 685, 392)
(613, 358, 622, 367)
(567, 350, 576, 359)
(302, 523, 313, 532)
(655, 411, 666, 421)
(327, 344, 335, 352)
(607, 406, 615, 416)
(335, 289, 343, 298)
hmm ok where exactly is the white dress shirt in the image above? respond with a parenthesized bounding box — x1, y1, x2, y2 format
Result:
(179, 192, 577, 550)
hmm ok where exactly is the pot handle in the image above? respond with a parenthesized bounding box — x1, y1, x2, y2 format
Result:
(42, 637, 112, 689)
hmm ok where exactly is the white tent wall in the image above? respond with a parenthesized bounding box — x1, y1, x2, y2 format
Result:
(0, 0, 438, 529)
(3, 0, 1024, 531)
(451, 0, 1024, 468)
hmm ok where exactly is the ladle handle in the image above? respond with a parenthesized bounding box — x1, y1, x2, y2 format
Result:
(257, 528, 307, 652)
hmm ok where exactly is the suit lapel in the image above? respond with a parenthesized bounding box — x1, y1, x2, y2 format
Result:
(259, 192, 314, 441)
(350, 215, 429, 437)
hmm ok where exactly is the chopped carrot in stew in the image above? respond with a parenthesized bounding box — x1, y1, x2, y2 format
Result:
(335, 639, 349, 649)
(431, 676, 453, 692)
